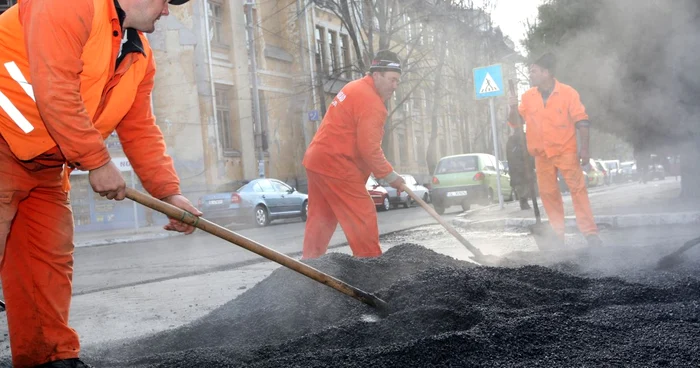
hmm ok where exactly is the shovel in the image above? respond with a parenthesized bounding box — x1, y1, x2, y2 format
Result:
(399, 184, 498, 266)
(508, 79, 561, 250)
(125, 187, 390, 315)
(656, 235, 700, 270)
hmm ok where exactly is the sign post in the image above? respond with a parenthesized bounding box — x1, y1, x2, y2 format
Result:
(473, 64, 505, 209)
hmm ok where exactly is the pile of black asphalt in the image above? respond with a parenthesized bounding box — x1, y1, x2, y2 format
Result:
(90, 243, 700, 368)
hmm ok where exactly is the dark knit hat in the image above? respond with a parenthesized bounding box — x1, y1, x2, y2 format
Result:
(532, 52, 556, 74)
(169, 0, 190, 5)
(369, 50, 402, 74)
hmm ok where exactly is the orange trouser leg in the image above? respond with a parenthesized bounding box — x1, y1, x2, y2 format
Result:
(554, 153, 598, 236)
(302, 171, 381, 259)
(535, 154, 566, 237)
(302, 171, 339, 259)
(0, 141, 80, 367)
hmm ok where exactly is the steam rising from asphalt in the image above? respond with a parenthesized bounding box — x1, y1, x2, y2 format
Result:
(536, 0, 700, 152)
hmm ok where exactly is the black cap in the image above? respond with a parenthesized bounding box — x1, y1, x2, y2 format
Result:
(532, 52, 556, 74)
(169, 0, 190, 5)
(369, 50, 402, 74)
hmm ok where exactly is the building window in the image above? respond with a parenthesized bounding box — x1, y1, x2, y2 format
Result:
(315, 26, 327, 76)
(397, 131, 409, 165)
(414, 132, 425, 163)
(328, 30, 338, 75)
(339, 35, 352, 79)
(215, 85, 237, 153)
(208, 0, 228, 47)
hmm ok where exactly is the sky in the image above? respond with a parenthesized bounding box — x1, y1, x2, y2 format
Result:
(472, 0, 544, 53)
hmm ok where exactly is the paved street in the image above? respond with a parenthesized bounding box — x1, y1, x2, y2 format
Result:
(69, 203, 466, 296)
(0, 178, 691, 358)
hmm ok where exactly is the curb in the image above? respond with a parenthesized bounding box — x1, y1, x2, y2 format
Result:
(452, 211, 700, 232)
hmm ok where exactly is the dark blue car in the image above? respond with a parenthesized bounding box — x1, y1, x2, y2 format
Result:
(198, 178, 308, 227)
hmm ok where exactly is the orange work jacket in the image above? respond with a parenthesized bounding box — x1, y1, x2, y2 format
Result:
(0, 0, 179, 199)
(518, 80, 589, 158)
(303, 76, 394, 184)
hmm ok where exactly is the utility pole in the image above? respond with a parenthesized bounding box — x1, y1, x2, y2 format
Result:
(246, 0, 265, 178)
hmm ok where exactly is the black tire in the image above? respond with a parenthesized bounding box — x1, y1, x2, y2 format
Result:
(434, 204, 445, 215)
(422, 193, 430, 204)
(488, 187, 495, 204)
(380, 196, 391, 211)
(403, 198, 411, 209)
(254, 205, 270, 227)
(300, 200, 308, 222)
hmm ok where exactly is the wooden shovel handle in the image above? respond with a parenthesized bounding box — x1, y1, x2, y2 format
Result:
(124, 187, 389, 313)
(400, 184, 484, 258)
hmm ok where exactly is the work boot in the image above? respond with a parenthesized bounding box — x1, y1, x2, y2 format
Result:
(35, 358, 94, 368)
(586, 234, 604, 247)
(519, 197, 531, 210)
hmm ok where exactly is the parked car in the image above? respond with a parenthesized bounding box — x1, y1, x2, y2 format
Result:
(366, 176, 391, 211)
(429, 153, 513, 215)
(620, 161, 638, 182)
(648, 163, 666, 180)
(198, 178, 308, 227)
(593, 159, 611, 185)
(378, 174, 430, 209)
(557, 169, 589, 193)
(583, 159, 605, 188)
(602, 159, 622, 183)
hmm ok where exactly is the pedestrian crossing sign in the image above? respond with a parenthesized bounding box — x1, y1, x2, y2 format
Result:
(473, 64, 505, 99)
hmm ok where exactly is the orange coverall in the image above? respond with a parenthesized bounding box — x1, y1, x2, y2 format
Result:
(518, 80, 598, 238)
(0, 1, 180, 366)
(302, 75, 395, 259)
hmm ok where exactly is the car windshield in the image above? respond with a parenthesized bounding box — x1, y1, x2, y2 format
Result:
(436, 156, 479, 174)
(605, 162, 617, 170)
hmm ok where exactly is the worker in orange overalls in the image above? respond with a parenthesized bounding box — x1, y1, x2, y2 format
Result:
(508, 52, 603, 247)
(302, 50, 405, 259)
(0, 1, 201, 367)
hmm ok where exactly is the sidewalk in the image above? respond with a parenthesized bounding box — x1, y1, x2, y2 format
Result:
(453, 179, 700, 232)
(74, 224, 182, 248)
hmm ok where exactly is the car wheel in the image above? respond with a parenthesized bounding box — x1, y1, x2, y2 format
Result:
(488, 187, 495, 203)
(403, 198, 411, 209)
(422, 193, 430, 204)
(434, 204, 445, 215)
(380, 196, 391, 211)
(254, 205, 270, 227)
(300, 200, 308, 222)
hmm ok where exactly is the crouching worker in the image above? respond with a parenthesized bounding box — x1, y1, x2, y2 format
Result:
(302, 50, 406, 259)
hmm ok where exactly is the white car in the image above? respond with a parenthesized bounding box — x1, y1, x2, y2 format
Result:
(379, 174, 430, 209)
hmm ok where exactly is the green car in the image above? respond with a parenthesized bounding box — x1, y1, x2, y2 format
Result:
(429, 153, 514, 214)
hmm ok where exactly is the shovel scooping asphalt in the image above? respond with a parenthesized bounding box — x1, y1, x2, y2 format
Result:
(125, 187, 390, 316)
(399, 184, 497, 266)
(656, 235, 700, 270)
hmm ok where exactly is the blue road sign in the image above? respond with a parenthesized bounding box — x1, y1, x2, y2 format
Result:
(473, 64, 505, 100)
(308, 110, 320, 121)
